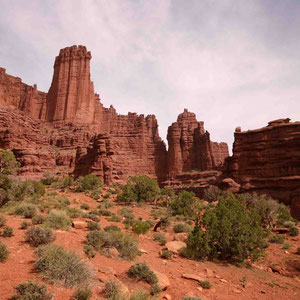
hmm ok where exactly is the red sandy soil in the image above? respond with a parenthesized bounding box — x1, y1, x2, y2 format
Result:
(0, 189, 300, 300)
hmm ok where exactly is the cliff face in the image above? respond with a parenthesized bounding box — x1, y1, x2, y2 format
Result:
(45, 45, 99, 125)
(167, 109, 229, 177)
(224, 119, 300, 219)
(0, 45, 226, 186)
(0, 68, 46, 119)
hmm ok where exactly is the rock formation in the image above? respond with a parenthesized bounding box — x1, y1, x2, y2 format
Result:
(46, 45, 99, 124)
(0, 67, 46, 119)
(167, 109, 229, 177)
(0, 45, 227, 187)
(224, 119, 300, 219)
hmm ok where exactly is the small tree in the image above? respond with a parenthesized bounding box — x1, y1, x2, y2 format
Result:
(0, 150, 20, 175)
(170, 190, 197, 218)
(117, 175, 160, 204)
(183, 194, 265, 262)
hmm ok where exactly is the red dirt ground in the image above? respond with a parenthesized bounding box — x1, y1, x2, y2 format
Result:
(0, 189, 300, 300)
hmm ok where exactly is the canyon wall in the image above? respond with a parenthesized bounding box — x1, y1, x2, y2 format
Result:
(0, 45, 227, 186)
(0, 68, 46, 119)
(224, 119, 300, 219)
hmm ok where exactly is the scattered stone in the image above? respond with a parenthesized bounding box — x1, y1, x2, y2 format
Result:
(98, 266, 117, 276)
(261, 290, 266, 294)
(220, 279, 228, 283)
(182, 273, 206, 282)
(72, 221, 86, 229)
(153, 271, 170, 290)
(232, 288, 242, 294)
(205, 268, 214, 277)
(196, 287, 203, 292)
(163, 294, 172, 300)
(139, 248, 147, 254)
(173, 233, 188, 242)
(166, 241, 186, 254)
(105, 247, 119, 258)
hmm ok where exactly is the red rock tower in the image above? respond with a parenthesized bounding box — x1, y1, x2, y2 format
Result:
(46, 45, 97, 124)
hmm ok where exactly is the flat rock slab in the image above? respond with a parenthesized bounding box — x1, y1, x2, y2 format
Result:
(154, 271, 170, 290)
(166, 241, 186, 254)
(182, 273, 206, 282)
(72, 221, 86, 229)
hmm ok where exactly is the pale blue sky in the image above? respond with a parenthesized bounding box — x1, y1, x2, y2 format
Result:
(0, 0, 299, 151)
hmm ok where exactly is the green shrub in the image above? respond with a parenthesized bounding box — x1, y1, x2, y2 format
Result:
(73, 286, 92, 300)
(46, 190, 57, 196)
(44, 210, 71, 230)
(90, 190, 101, 200)
(282, 242, 290, 249)
(62, 176, 74, 188)
(103, 279, 122, 299)
(203, 186, 227, 203)
(41, 172, 57, 186)
(150, 284, 162, 295)
(146, 220, 155, 228)
(118, 208, 134, 219)
(98, 209, 113, 217)
(150, 209, 166, 220)
(99, 199, 114, 209)
(3, 225, 13, 237)
(160, 250, 172, 259)
(128, 263, 158, 285)
(132, 221, 151, 235)
(66, 207, 82, 218)
(32, 215, 46, 225)
(199, 280, 211, 289)
(86, 230, 139, 260)
(170, 190, 197, 218)
(276, 204, 296, 226)
(247, 193, 280, 229)
(0, 241, 9, 262)
(173, 223, 192, 233)
(83, 245, 96, 258)
(14, 203, 37, 219)
(103, 193, 111, 199)
(75, 174, 102, 192)
(153, 232, 167, 245)
(25, 226, 55, 247)
(12, 280, 52, 300)
(0, 214, 7, 227)
(87, 221, 100, 231)
(104, 225, 121, 232)
(0, 150, 20, 175)
(290, 226, 299, 237)
(129, 290, 152, 300)
(182, 194, 265, 262)
(80, 203, 90, 210)
(117, 175, 160, 204)
(20, 220, 30, 229)
(86, 213, 100, 222)
(269, 234, 285, 244)
(34, 244, 91, 287)
(108, 215, 122, 222)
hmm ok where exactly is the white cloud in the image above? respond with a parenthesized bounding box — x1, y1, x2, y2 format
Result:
(0, 0, 299, 152)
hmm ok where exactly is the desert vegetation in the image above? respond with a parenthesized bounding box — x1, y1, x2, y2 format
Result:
(0, 155, 299, 299)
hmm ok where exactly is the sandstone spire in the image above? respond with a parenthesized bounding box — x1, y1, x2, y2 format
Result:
(45, 45, 97, 124)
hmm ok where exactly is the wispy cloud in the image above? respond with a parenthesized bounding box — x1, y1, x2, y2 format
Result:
(0, 0, 299, 151)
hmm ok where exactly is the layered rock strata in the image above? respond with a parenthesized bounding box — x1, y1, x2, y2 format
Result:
(167, 109, 229, 177)
(0, 45, 227, 187)
(224, 119, 300, 219)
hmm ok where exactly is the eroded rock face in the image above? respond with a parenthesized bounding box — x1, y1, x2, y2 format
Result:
(45, 45, 98, 125)
(0, 45, 226, 187)
(0, 68, 46, 119)
(224, 119, 300, 219)
(167, 109, 229, 177)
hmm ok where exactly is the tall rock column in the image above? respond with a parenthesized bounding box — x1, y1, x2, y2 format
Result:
(46, 45, 97, 124)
